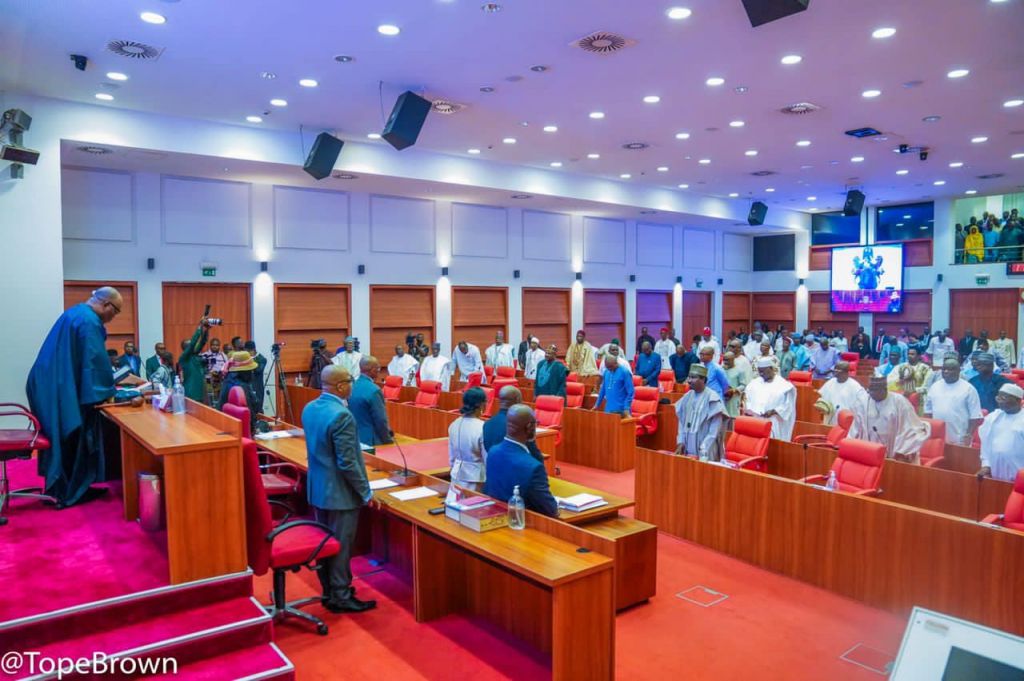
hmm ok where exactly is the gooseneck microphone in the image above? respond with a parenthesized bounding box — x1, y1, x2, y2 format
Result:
(388, 429, 416, 479)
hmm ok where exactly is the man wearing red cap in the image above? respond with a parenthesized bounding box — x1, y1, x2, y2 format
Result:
(653, 327, 677, 370)
(697, 326, 721, 364)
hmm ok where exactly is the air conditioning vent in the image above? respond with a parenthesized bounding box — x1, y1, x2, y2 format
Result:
(977, 173, 1004, 180)
(107, 40, 164, 60)
(78, 146, 112, 154)
(431, 99, 464, 115)
(779, 101, 821, 115)
(570, 31, 635, 55)
(621, 142, 649, 150)
(750, 170, 777, 177)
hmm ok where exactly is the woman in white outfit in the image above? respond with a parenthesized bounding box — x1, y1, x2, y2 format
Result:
(448, 387, 488, 491)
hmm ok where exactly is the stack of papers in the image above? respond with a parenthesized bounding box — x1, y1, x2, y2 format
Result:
(369, 478, 400, 491)
(389, 486, 440, 502)
(556, 493, 607, 512)
(254, 430, 295, 441)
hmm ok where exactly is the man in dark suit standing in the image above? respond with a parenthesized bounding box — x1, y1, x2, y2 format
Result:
(348, 356, 393, 446)
(959, 329, 978, 361)
(484, 405, 558, 517)
(303, 365, 377, 613)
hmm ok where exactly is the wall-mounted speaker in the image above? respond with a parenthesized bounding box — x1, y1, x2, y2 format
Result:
(382, 91, 431, 151)
(513, 270, 521, 279)
(146, 257, 155, 270)
(717, 278, 724, 285)
(748, 201, 768, 226)
(629, 274, 636, 282)
(303, 132, 344, 180)
(741, 0, 810, 27)
(937, 273, 944, 283)
(843, 189, 865, 217)
(357, 264, 365, 275)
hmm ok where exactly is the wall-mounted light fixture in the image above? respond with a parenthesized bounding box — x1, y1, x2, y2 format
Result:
(513, 270, 521, 279)
(260, 261, 269, 272)
(575, 272, 583, 281)
(441, 266, 449, 277)
(358, 264, 366, 275)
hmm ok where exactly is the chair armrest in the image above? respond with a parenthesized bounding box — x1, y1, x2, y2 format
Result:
(814, 443, 840, 451)
(981, 513, 1003, 525)
(261, 461, 302, 479)
(638, 413, 658, 428)
(793, 434, 827, 445)
(801, 474, 826, 484)
(268, 498, 296, 523)
(620, 416, 638, 424)
(922, 457, 944, 468)
(735, 455, 767, 469)
(267, 519, 337, 566)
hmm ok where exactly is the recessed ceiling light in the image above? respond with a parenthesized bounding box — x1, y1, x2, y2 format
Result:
(933, 180, 946, 186)
(965, 189, 977, 195)
(807, 196, 817, 201)
(706, 77, 725, 87)
(620, 173, 632, 179)
(808, 208, 818, 212)
(543, 125, 558, 133)
(530, 65, 549, 73)
(666, 7, 692, 19)
(260, 71, 277, 80)
(796, 140, 811, 147)
(903, 214, 912, 219)
(971, 136, 988, 143)
(947, 68, 970, 79)
(299, 78, 318, 88)
(270, 98, 287, 107)
(479, 86, 495, 93)
(896, 169, 909, 175)
(106, 72, 128, 81)
(246, 115, 262, 123)
(94, 93, 114, 101)
(643, 95, 661, 104)
(677, 184, 689, 189)
(862, 89, 882, 98)
(334, 55, 354, 63)
(728, 192, 739, 198)
(589, 111, 605, 119)
(851, 156, 865, 162)
(377, 24, 400, 35)
(729, 120, 745, 128)
(896, 223, 905, 227)
(765, 188, 775, 192)
(872, 27, 896, 39)
(1012, 152, 1024, 159)
(922, 115, 942, 123)
(675, 132, 691, 140)
(467, 148, 481, 154)
(780, 54, 802, 65)
(745, 150, 758, 157)
(481, 2, 502, 12)
(949, 161, 963, 168)
(1004, 99, 1024, 108)
(587, 153, 600, 159)
(139, 11, 166, 24)
(657, 166, 669, 172)
(550, 162, 563, 168)
(502, 137, 516, 144)
(367, 133, 381, 139)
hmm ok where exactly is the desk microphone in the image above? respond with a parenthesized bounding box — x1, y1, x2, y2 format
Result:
(388, 429, 416, 480)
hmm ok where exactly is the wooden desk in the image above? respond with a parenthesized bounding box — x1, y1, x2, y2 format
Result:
(103, 400, 246, 584)
(635, 447, 1024, 636)
(386, 402, 459, 440)
(637, 402, 678, 453)
(560, 407, 637, 472)
(794, 385, 823, 424)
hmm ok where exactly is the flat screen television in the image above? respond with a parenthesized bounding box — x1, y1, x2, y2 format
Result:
(830, 243, 905, 313)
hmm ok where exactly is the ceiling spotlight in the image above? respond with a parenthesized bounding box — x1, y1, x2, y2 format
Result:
(367, 133, 382, 139)
(1004, 99, 1024, 108)
(479, 86, 495, 93)
(933, 180, 946, 186)
(94, 93, 114, 101)
(299, 78, 318, 88)
(543, 125, 558, 132)
(728, 192, 739, 198)
(530, 65, 549, 73)
(657, 166, 669, 172)
(862, 89, 882, 98)
(765, 188, 775, 192)
(729, 120, 745, 127)
(851, 156, 865, 162)
(947, 68, 970, 79)
(589, 111, 605, 119)
(796, 140, 811, 147)
(467, 148, 481, 154)
(1012, 152, 1024, 159)
(334, 55, 354, 63)
(896, 169, 909, 175)
(139, 11, 166, 24)
(698, 158, 711, 165)
(666, 7, 692, 19)
(745, 150, 758, 157)
(677, 183, 689, 189)
(971, 136, 988, 143)
(377, 24, 400, 35)
(620, 173, 632, 179)
(270, 98, 287, 107)
(780, 54, 802, 65)
(587, 153, 600, 159)
(949, 161, 963, 168)
(502, 137, 516, 144)
(922, 115, 942, 123)
(705, 77, 725, 87)
(807, 196, 817, 201)
(260, 71, 277, 80)
(872, 27, 896, 39)
(550, 161, 563, 167)
(481, 2, 502, 12)
(106, 72, 128, 81)
(734, 85, 750, 94)
(675, 132, 691, 140)
(965, 189, 977, 195)
(246, 115, 263, 123)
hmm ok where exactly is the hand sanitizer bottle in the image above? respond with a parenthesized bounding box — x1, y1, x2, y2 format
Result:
(825, 470, 838, 491)
(171, 377, 186, 414)
(508, 485, 526, 530)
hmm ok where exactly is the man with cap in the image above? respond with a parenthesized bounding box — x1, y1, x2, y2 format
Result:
(534, 345, 568, 400)
(388, 344, 418, 386)
(777, 336, 797, 379)
(332, 336, 362, 380)
(697, 327, 721, 364)
(419, 342, 453, 391)
(593, 355, 634, 417)
(484, 331, 515, 370)
(977, 383, 1024, 482)
(635, 326, 656, 356)
(814, 361, 866, 426)
(743, 331, 767, 364)
(849, 376, 930, 462)
(216, 350, 261, 433)
(602, 343, 632, 374)
(674, 364, 725, 459)
(453, 339, 486, 384)
(968, 352, 1010, 412)
(596, 337, 622, 363)
(808, 334, 840, 380)
(890, 347, 931, 397)
(721, 352, 748, 420)
(566, 330, 599, 377)
(743, 358, 797, 440)
(523, 336, 546, 380)
(653, 327, 677, 370)
(924, 358, 983, 445)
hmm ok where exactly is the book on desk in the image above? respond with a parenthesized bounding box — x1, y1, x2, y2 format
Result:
(556, 493, 608, 512)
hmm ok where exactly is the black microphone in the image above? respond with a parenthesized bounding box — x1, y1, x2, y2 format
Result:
(388, 429, 416, 480)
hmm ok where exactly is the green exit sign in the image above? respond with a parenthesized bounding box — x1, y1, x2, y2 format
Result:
(202, 266, 217, 277)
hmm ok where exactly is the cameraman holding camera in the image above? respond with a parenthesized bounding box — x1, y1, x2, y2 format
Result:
(179, 315, 211, 402)
(308, 338, 333, 389)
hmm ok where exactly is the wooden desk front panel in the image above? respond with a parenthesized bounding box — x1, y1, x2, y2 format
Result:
(285, 384, 321, 421)
(386, 402, 458, 440)
(561, 407, 637, 471)
(637, 403, 678, 453)
(794, 386, 823, 424)
(635, 447, 1024, 635)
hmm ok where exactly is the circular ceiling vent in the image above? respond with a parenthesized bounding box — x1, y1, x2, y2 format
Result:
(571, 31, 635, 55)
(432, 99, 464, 115)
(621, 142, 649, 150)
(331, 172, 358, 180)
(511, 194, 533, 199)
(977, 173, 1004, 180)
(78, 145, 113, 154)
(750, 170, 777, 176)
(107, 40, 163, 60)
(779, 101, 821, 115)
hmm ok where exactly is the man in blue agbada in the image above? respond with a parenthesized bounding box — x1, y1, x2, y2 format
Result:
(26, 287, 121, 508)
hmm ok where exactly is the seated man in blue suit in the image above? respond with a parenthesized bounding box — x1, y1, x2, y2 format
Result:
(483, 384, 544, 463)
(484, 404, 559, 517)
(348, 356, 393, 446)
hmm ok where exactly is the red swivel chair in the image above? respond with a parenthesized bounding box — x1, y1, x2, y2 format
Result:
(788, 370, 813, 387)
(631, 387, 660, 436)
(632, 375, 643, 387)
(484, 366, 495, 383)
(228, 385, 248, 407)
(241, 439, 340, 635)
(723, 416, 772, 470)
(793, 410, 854, 450)
(565, 382, 585, 408)
(982, 470, 1024, 532)
(405, 380, 441, 408)
(223, 402, 253, 438)
(534, 396, 565, 447)
(840, 352, 860, 363)
(658, 370, 676, 393)
(567, 372, 579, 383)
(0, 403, 53, 525)
(224, 403, 301, 497)
(490, 378, 518, 396)
(496, 366, 516, 380)
(463, 372, 483, 390)
(382, 375, 404, 401)
(802, 439, 886, 496)
(918, 418, 946, 468)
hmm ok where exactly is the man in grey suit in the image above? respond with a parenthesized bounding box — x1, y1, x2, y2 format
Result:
(303, 365, 377, 613)
(348, 356, 394, 446)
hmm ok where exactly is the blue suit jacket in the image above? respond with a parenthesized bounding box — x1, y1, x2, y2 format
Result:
(483, 409, 544, 463)
(636, 352, 661, 386)
(483, 438, 558, 517)
(348, 375, 393, 446)
(595, 365, 635, 413)
(302, 393, 371, 511)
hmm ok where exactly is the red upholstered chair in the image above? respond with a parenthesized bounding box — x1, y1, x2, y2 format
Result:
(631, 387, 660, 436)
(480, 386, 496, 416)
(840, 352, 860, 363)
(223, 402, 253, 439)
(241, 439, 340, 635)
(496, 366, 516, 379)
(972, 409, 988, 449)
(484, 366, 494, 382)
(0, 403, 53, 525)
(463, 372, 483, 390)
(982, 470, 1024, 532)
(788, 370, 813, 387)
(224, 403, 302, 497)
(565, 382, 585, 408)
(793, 409, 854, 450)
(382, 375, 404, 401)
(490, 378, 518, 396)
(907, 391, 920, 411)
(724, 416, 772, 470)
(534, 396, 565, 446)
(405, 380, 441, 408)
(228, 385, 248, 407)
(801, 439, 886, 496)
(567, 372, 579, 383)
(1011, 368, 1024, 380)
(658, 370, 676, 393)
(632, 375, 643, 387)
(918, 417, 946, 468)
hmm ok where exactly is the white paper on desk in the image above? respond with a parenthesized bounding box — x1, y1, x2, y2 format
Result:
(389, 486, 440, 502)
(253, 430, 294, 441)
(369, 479, 400, 490)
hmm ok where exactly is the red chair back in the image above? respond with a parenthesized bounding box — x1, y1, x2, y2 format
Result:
(535, 395, 565, 430)
(0, 403, 50, 453)
(496, 366, 516, 379)
(788, 370, 813, 387)
(565, 382, 585, 408)
(414, 381, 441, 408)
(464, 372, 483, 390)
(847, 360, 859, 374)
(479, 386, 496, 416)
(1011, 368, 1024, 380)
(921, 417, 945, 442)
(228, 386, 248, 407)
(382, 375, 403, 401)
(657, 370, 675, 393)
(827, 410, 854, 447)
(831, 439, 886, 493)
(222, 402, 252, 439)
(631, 387, 659, 418)
(840, 352, 860, 363)
(567, 372, 579, 383)
(918, 417, 946, 467)
(632, 375, 643, 387)
(240, 439, 273, 575)
(1002, 471, 1024, 531)
(724, 416, 772, 467)
(491, 378, 518, 396)
(484, 366, 494, 382)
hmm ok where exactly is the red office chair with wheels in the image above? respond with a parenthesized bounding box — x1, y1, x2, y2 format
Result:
(631, 387, 660, 436)
(0, 403, 53, 525)
(404, 381, 441, 408)
(788, 370, 813, 387)
(382, 375, 404, 401)
(241, 439, 340, 635)
(534, 396, 565, 446)
(565, 382, 585, 408)
(228, 386, 248, 407)
(918, 418, 946, 468)
(801, 439, 886, 496)
(567, 372, 579, 383)
(657, 370, 676, 393)
(223, 403, 301, 497)
(496, 366, 516, 380)
(982, 470, 1024, 532)
(490, 378, 518, 396)
(793, 410, 854, 450)
(724, 416, 772, 470)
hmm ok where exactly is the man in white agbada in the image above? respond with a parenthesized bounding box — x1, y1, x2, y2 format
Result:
(925, 330, 956, 368)
(742, 358, 797, 440)
(387, 344, 419, 386)
(452, 340, 485, 383)
(653, 328, 677, 370)
(605, 344, 632, 374)
(523, 337, 546, 380)
(727, 339, 754, 382)
(977, 383, 1024, 482)
(697, 327, 721, 364)
(991, 330, 1016, 368)
(674, 365, 725, 460)
(332, 336, 362, 379)
(484, 331, 515, 370)
(849, 376, 930, 462)
(814, 361, 866, 425)
(743, 331, 767, 364)
(924, 358, 983, 446)
(419, 342, 453, 391)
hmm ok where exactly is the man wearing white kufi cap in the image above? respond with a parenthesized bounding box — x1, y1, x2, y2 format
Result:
(849, 376, 930, 462)
(742, 357, 797, 440)
(977, 382, 1024, 482)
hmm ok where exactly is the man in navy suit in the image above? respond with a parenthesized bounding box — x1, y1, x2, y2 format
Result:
(484, 405, 558, 517)
(303, 365, 377, 613)
(348, 356, 393, 446)
(483, 385, 544, 463)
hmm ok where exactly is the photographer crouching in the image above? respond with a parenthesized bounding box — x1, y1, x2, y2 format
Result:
(308, 338, 333, 389)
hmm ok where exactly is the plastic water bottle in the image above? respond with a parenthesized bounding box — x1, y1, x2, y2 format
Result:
(295, 374, 304, 387)
(825, 470, 838, 491)
(171, 377, 186, 414)
(508, 485, 526, 530)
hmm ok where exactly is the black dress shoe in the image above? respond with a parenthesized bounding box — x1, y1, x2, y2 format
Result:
(321, 586, 355, 605)
(324, 596, 377, 613)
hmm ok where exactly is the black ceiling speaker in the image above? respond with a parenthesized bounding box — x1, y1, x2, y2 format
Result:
(303, 132, 344, 180)
(741, 0, 810, 27)
(843, 189, 865, 217)
(748, 201, 768, 226)
(382, 91, 431, 151)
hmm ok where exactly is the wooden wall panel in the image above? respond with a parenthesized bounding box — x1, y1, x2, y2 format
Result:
(876, 238, 933, 267)
(452, 286, 508, 352)
(274, 284, 351, 372)
(872, 290, 932, 338)
(682, 291, 712, 347)
(751, 292, 795, 333)
(522, 288, 571, 356)
(950, 288, 1019, 340)
(584, 289, 625, 347)
(636, 290, 672, 341)
(162, 283, 251, 359)
(722, 292, 751, 336)
(809, 246, 832, 272)
(64, 280, 139, 352)
(808, 292, 859, 337)
(370, 285, 435, 362)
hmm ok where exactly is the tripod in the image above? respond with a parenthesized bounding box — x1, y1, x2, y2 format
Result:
(265, 345, 295, 425)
